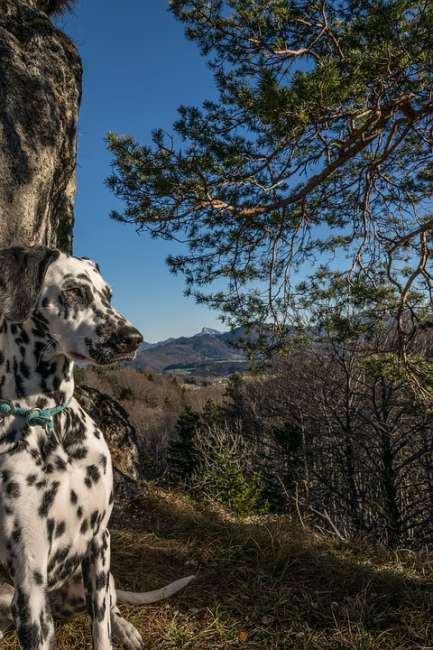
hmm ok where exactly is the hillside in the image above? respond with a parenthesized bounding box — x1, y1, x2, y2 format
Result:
(4, 487, 433, 649)
(132, 327, 248, 376)
(74, 366, 226, 479)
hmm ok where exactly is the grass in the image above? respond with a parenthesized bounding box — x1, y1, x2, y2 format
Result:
(3, 486, 433, 649)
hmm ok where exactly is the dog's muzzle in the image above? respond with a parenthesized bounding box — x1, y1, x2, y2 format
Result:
(117, 325, 143, 348)
(103, 324, 143, 361)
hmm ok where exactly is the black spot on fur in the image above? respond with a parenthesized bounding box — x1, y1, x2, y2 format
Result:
(47, 519, 55, 546)
(38, 481, 59, 517)
(90, 510, 99, 529)
(6, 481, 20, 498)
(86, 464, 100, 484)
(55, 521, 66, 538)
(33, 571, 43, 585)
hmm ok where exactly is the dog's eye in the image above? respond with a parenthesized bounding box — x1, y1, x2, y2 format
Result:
(63, 285, 92, 308)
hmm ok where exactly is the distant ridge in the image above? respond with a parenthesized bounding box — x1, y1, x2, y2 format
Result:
(131, 327, 248, 376)
(194, 327, 221, 337)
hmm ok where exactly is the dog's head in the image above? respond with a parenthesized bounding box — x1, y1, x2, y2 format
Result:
(0, 246, 143, 365)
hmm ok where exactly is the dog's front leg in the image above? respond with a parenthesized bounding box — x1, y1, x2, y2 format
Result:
(82, 528, 112, 650)
(9, 561, 56, 650)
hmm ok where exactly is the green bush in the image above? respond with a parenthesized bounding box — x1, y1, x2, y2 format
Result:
(200, 448, 268, 518)
(190, 423, 269, 517)
(168, 401, 269, 517)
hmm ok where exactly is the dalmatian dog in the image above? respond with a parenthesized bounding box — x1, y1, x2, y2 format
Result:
(0, 247, 194, 649)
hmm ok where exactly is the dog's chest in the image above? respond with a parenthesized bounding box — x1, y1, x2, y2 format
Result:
(45, 454, 113, 588)
(0, 407, 113, 590)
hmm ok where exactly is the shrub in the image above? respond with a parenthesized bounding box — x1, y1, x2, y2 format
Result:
(200, 451, 268, 518)
(191, 424, 269, 517)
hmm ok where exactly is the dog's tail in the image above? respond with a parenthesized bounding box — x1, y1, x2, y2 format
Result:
(116, 574, 195, 605)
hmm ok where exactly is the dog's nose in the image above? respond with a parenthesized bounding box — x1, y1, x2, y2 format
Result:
(118, 325, 143, 348)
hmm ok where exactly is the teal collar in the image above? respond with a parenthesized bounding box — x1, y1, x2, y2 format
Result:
(0, 398, 71, 432)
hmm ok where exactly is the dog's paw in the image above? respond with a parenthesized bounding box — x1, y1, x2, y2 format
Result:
(111, 610, 146, 650)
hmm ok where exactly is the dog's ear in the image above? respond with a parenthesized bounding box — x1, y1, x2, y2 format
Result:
(0, 247, 60, 322)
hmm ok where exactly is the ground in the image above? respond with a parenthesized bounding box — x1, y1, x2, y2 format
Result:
(3, 487, 433, 649)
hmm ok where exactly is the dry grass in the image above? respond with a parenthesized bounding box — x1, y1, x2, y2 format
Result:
(3, 486, 433, 649)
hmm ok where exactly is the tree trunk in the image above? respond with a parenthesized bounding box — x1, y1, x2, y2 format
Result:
(381, 430, 401, 547)
(0, 0, 81, 252)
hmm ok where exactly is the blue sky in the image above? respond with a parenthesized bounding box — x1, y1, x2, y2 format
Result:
(57, 1, 222, 342)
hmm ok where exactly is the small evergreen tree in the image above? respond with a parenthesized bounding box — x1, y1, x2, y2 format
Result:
(223, 374, 246, 421)
(167, 405, 201, 483)
(201, 398, 223, 427)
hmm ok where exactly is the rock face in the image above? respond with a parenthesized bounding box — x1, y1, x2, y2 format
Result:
(75, 385, 142, 500)
(0, 0, 82, 252)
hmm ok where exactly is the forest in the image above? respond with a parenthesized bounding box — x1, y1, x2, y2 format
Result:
(79, 326, 433, 551)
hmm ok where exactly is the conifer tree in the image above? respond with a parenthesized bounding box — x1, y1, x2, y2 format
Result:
(107, 1, 433, 362)
(167, 405, 201, 482)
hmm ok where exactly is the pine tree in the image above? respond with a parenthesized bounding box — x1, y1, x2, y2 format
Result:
(107, 0, 433, 369)
(167, 405, 201, 482)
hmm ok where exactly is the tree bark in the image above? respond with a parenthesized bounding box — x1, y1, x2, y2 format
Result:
(0, 0, 81, 252)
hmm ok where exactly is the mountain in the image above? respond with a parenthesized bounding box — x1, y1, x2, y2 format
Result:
(137, 341, 157, 351)
(194, 327, 222, 337)
(131, 327, 248, 376)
